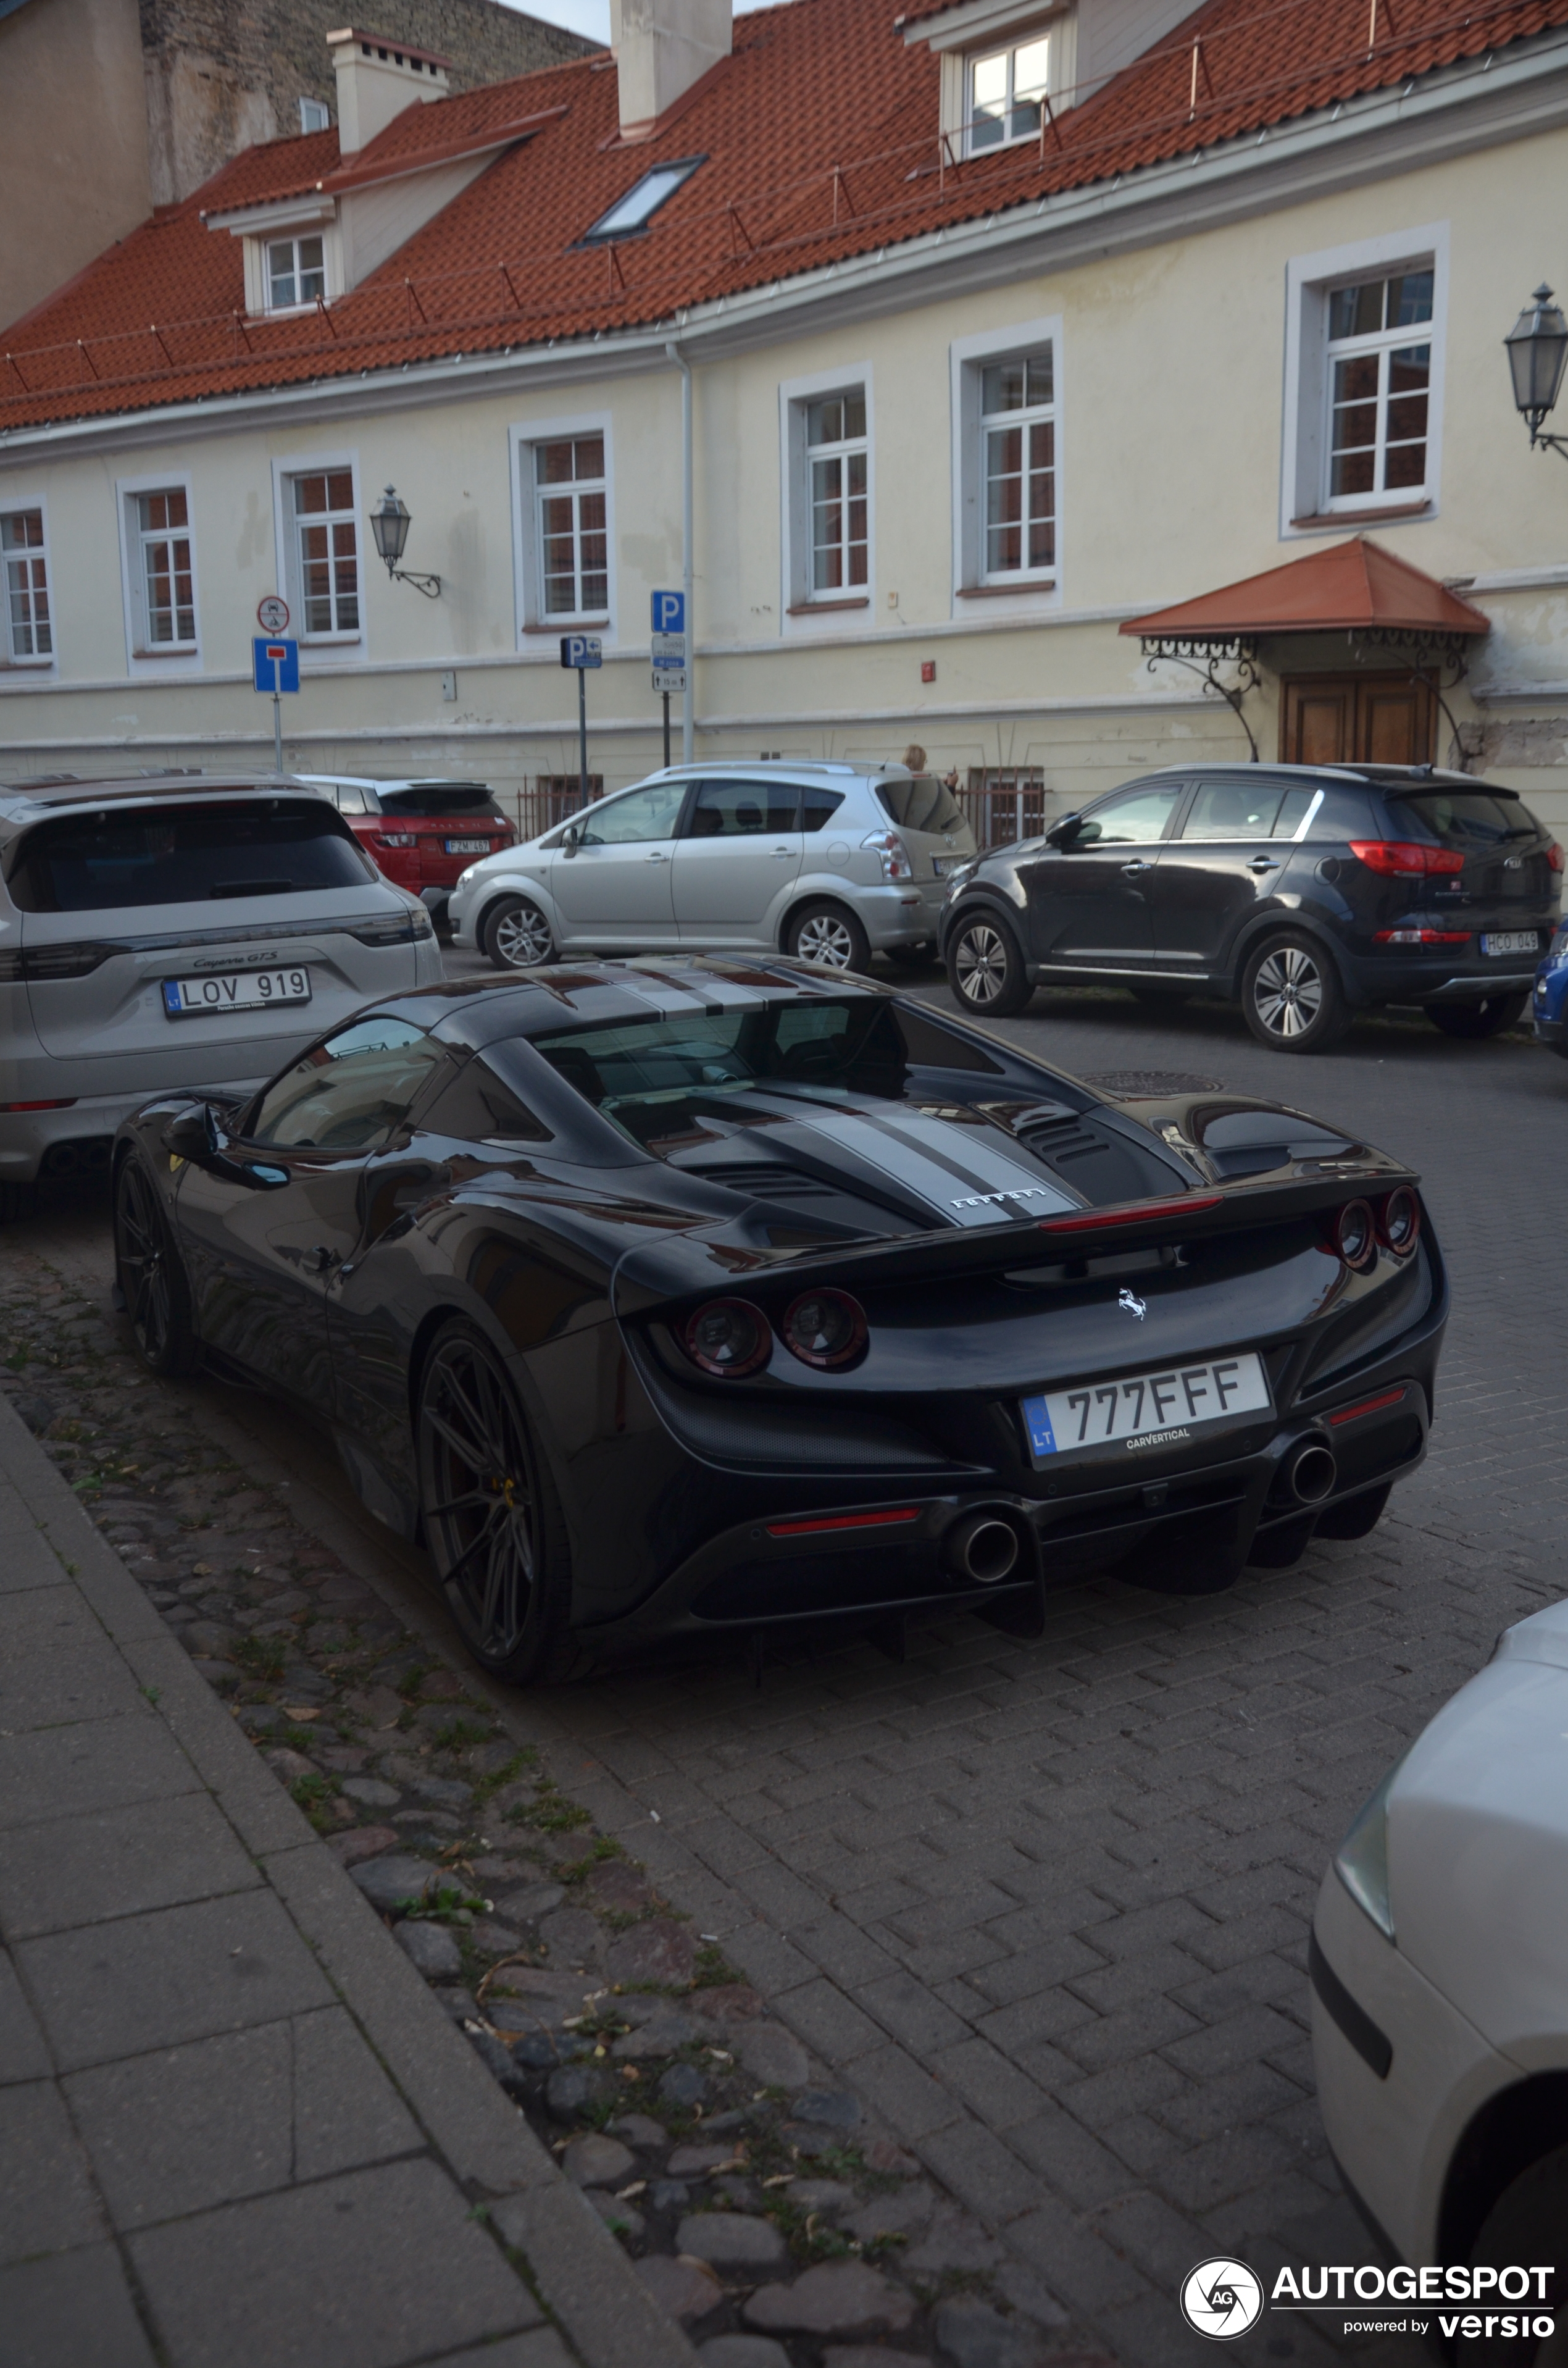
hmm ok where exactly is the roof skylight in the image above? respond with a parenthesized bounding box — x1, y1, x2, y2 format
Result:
(584, 158, 703, 241)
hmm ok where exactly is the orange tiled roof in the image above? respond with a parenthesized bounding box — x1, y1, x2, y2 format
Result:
(2, 0, 1566, 429)
(1121, 536, 1493, 638)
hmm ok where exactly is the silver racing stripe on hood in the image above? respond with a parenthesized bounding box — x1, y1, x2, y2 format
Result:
(770, 1105, 1080, 1227)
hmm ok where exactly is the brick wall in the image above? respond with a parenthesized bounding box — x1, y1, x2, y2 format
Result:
(139, 0, 596, 203)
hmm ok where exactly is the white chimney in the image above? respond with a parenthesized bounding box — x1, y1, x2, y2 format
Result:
(327, 27, 451, 157)
(614, 0, 731, 140)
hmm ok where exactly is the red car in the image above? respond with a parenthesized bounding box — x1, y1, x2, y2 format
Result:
(301, 776, 515, 922)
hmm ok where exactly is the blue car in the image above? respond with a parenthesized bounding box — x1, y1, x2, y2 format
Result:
(1532, 915, 1568, 1054)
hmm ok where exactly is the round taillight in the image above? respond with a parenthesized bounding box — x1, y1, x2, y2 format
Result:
(683, 1298, 770, 1378)
(780, 1288, 867, 1370)
(1334, 1199, 1377, 1271)
(1378, 1186, 1420, 1257)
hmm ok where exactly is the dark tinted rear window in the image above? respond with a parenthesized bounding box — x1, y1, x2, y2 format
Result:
(802, 788, 846, 832)
(7, 799, 375, 912)
(377, 783, 503, 818)
(1387, 789, 1540, 848)
(877, 776, 966, 834)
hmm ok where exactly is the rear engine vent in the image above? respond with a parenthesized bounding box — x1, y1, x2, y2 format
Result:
(688, 1161, 836, 1200)
(1014, 1116, 1177, 1207)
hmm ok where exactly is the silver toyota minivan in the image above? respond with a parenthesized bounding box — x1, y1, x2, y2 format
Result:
(0, 771, 441, 1214)
(447, 762, 977, 972)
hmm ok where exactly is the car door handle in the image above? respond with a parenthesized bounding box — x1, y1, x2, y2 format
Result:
(772, 847, 793, 858)
(1248, 857, 1282, 873)
(1120, 859, 1153, 876)
(644, 850, 669, 863)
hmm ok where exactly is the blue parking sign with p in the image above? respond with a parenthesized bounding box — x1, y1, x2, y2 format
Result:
(651, 590, 685, 635)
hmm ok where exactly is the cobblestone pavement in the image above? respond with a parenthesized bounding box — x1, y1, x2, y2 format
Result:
(9, 963, 1566, 2368)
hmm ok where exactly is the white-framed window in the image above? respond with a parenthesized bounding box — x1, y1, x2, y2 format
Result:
(1, 506, 52, 664)
(978, 352, 1054, 580)
(299, 96, 330, 133)
(1281, 223, 1447, 535)
(806, 395, 868, 595)
(778, 368, 874, 623)
(267, 233, 327, 312)
(116, 474, 201, 665)
(950, 317, 1062, 605)
(536, 435, 608, 616)
(966, 30, 1053, 152)
(290, 467, 359, 637)
(507, 417, 616, 640)
(1324, 270, 1433, 507)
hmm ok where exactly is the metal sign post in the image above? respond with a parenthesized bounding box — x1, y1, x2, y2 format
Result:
(559, 634, 603, 810)
(651, 592, 686, 772)
(251, 628, 299, 772)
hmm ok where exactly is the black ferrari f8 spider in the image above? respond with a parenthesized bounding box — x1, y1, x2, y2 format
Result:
(112, 958, 1445, 1684)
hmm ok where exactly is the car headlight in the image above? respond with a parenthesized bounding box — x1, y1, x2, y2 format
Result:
(1333, 1754, 1406, 1939)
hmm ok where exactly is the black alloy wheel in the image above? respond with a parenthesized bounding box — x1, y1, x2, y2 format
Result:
(1424, 990, 1530, 1040)
(113, 1155, 198, 1376)
(1240, 931, 1351, 1053)
(485, 894, 556, 971)
(415, 1320, 577, 1684)
(785, 901, 872, 973)
(945, 909, 1032, 1018)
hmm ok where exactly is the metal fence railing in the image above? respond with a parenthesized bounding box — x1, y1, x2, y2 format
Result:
(512, 776, 606, 841)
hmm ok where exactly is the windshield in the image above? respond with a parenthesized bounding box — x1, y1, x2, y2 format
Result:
(528, 999, 1002, 1148)
(376, 783, 503, 819)
(1390, 790, 1539, 848)
(6, 800, 376, 912)
(876, 776, 967, 835)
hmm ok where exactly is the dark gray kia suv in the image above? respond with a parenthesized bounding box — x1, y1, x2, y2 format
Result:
(938, 764, 1562, 1052)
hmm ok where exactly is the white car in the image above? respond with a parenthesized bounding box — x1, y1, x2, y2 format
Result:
(448, 761, 976, 972)
(0, 770, 441, 1216)
(1312, 1596, 1568, 2332)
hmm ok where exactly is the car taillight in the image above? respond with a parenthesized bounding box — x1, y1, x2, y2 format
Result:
(348, 914, 434, 946)
(1329, 1199, 1377, 1270)
(0, 944, 112, 982)
(1377, 1186, 1420, 1256)
(1372, 929, 1471, 945)
(683, 1298, 770, 1377)
(861, 830, 913, 882)
(0, 1098, 76, 1112)
(1349, 840, 1466, 877)
(1549, 843, 1564, 873)
(780, 1289, 867, 1370)
(375, 834, 419, 849)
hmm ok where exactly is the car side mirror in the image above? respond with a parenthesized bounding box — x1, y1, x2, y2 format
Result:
(162, 1105, 288, 1190)
(562, 822, 581, 858)
(1045, 813, 1083, 848)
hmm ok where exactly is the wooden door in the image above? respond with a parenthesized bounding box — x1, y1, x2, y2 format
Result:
(1280, 674, 1435, 766)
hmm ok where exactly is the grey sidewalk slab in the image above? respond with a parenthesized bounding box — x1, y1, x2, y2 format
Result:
(0, 1395, 698, 2368)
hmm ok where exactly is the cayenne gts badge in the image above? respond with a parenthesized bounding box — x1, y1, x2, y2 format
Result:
(1119, 1289, 1148, 1320)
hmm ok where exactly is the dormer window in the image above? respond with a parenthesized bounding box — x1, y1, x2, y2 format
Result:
(583, 158, 702, 243)
(267, 235, 326, 311)
(967, 31, 1053, 151)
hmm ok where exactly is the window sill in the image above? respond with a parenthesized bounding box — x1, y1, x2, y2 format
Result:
(786, 596, 870, 616)
(0, 658, 56, 671)
(522, 617, 611, 635)
(957, 579, 1057, 598)
(299, 632, 362, 646)
(130, 646, 200, 661)
(1291, 499, 1430, 529)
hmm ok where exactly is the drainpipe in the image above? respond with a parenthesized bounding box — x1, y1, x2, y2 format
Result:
(665, 338, 694, 763)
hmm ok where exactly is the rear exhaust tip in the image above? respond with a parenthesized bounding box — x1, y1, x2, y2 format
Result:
(1287, 1441, 1337, 1506)
(944, 1513, 1020, 1586)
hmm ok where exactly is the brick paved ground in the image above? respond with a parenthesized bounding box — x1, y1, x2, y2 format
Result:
(22, 963, 1568, 2368)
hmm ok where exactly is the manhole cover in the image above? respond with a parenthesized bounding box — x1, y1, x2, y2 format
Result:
(1082, 1070, 1225, 1097)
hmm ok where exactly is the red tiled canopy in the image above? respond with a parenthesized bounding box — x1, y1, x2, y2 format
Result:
(1120, 536, 1490, 641)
